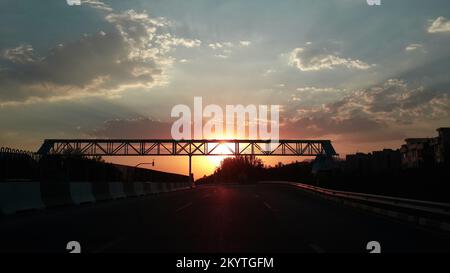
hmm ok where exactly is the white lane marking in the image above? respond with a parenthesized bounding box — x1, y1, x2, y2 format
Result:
(175, 202, 193, 213)
(263, 201, 276, 212)
(92, 237, 126, 253)
(309, 243, 326, 253)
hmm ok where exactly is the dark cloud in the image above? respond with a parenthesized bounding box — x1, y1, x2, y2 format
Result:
(282, 79, 450, 142)
(0, 6, 200, 105)
(88, 117, 173, 139)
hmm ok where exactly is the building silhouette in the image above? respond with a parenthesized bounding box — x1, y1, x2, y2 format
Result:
(344, 149, 401, 175)
(343, 127, 450, 174)
(400, 128, 450, 168)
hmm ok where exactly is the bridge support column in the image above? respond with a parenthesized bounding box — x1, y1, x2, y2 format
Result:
(188, 155, 192, 185)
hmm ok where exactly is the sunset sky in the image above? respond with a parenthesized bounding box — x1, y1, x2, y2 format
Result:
(1, 0, 450, 178)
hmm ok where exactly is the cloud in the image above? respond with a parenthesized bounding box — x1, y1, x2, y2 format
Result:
(0, 5, 201, 105)
(289, 45, 372, 71)
(214, 54, 229, 59)
(428, 16, 450, 33)
(283, 79, 450, 142)
(171, 38, 202, 48)
(405, 43, 424, 52)
(208, 42, 226, 50)
(89, 117, 173, 138)
(2, 44, 38, 64)
(208, 40, 251, 59)
(291, 86, 347, 104)
(83, 0, 113, 12)
(262, 69, 276, 77)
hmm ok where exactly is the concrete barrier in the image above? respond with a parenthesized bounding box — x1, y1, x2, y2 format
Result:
(154, 182, 161, 193)
(143, 182, 153, 195)
(0, 182, 45, 215)
(162, 183, 170, 193)
(134, 182, 145, 196)
(123, 182, 136, 198)
(70, 183, 95, 205)
(109, 182, 126, 199)
(150, 182, 160, 194)
(176, 182, 188, 190)
(1, 180, 193, 216)
(40, 182, 74, 208)
(91, 182, 111, 202)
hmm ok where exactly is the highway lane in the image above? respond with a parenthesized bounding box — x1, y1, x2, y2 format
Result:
(1, 183, 450, 253)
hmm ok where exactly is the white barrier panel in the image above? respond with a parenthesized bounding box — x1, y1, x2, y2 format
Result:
(143, 182, 152, 195)
(162, 183, 170, 193)
(109, 182, 126, 199)
(150, 182, 160, 194)
(134, 182, 145, 196)
(70, 183, 95, 205)
(0, 182, 45, 215)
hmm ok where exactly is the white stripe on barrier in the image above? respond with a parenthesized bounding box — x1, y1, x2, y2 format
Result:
(143, 182, 152, 195)
(109, 182, 126, 199)
(0, 182, 45, 214)
(70, 183, 95, 205)
(149, 182, 159, 194)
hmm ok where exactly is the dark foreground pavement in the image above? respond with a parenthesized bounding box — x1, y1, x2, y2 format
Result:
(1, 183, 450, 253)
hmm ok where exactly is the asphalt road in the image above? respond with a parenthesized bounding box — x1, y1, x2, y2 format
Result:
(1, 183, 450, 253)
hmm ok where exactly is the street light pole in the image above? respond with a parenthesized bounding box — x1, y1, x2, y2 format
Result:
(189, 155, 192, 184)
(135, 160, 155, 168)
(134, 160, 155, 182)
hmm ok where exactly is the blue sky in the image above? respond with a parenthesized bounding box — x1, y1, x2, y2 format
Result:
(1, 0, 450, 170)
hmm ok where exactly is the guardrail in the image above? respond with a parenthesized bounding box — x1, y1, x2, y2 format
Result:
(261, 181, 450, 232)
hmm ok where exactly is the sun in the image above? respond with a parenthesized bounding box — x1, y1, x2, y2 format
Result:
(207, 155, 230, 167)
(206, 143, 233, 167)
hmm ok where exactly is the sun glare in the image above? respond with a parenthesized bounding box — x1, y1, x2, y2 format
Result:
(206, 143, 233, 167)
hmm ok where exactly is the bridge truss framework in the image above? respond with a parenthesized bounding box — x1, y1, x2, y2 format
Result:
(37, 139, 337, 183)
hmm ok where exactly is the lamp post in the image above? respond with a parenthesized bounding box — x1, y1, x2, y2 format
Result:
(133, 160, 155, 182)
(135, 161, 155, 168)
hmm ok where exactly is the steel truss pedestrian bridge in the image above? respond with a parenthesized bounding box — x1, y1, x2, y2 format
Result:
(37, 139, 337, 157)
(37, 139, 337, 182)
